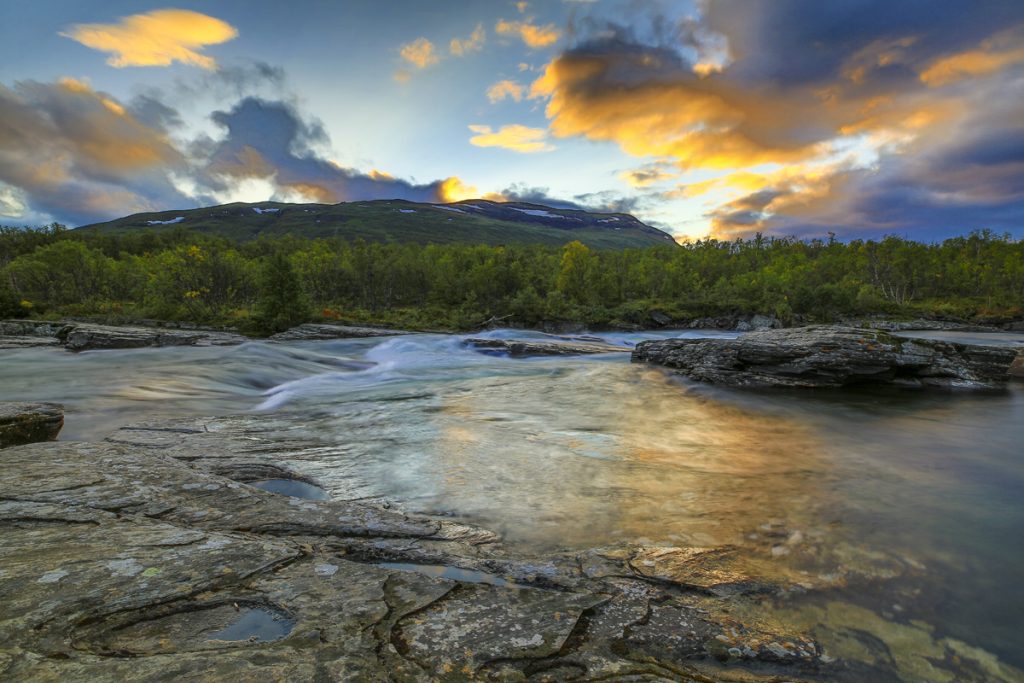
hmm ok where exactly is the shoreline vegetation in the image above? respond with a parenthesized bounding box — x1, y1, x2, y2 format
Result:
(2, 223, 1022, 335)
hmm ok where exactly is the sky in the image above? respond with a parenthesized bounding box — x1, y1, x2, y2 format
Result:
(0, 0, 1022, 242)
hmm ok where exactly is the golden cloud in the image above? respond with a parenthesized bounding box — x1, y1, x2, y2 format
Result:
(62, 9, 237, 69)
(495, 19, 560, 49)
(920, 26, 1024, 86)
(437, 176, 506, 203)
(399, 37, 440, 69)
(468, 124, 554, 153)
(529, 49, 826, 170)
(486, 79, 525, 103)
(450, 24, 486, 56)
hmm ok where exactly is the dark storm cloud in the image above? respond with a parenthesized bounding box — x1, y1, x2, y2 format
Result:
(199, 97, 447, 204)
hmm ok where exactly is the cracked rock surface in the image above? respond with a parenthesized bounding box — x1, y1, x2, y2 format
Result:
(1, 413, 1019, 681)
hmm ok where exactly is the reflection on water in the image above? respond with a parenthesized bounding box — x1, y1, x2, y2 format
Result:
(1, 327, 1022, 674)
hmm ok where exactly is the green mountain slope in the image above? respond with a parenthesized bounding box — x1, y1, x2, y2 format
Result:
(76, 199, 678, 249)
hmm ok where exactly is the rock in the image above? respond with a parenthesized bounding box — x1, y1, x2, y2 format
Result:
(0, 412, 846, 681)
(465, 337, 628, 356)
(269, 323, 410, 341)
(632, 325, 1019, 390)
(1011, 353, 1024, 380)
(0, 335, 61, 349)
(0, 319, 245, 352)
(862, 318, 1001, 332)
(63, 323, 245, 351)
(0, 402, 63, 448)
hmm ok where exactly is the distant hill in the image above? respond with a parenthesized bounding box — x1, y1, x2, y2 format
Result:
(76, 199, 678, 249)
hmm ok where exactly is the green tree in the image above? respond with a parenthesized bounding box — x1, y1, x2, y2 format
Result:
(253, 252, 310, 334)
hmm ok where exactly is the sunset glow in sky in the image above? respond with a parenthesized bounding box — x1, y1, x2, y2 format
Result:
(1, 0, 1022, 240)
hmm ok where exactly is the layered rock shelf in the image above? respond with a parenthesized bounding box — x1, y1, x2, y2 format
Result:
(465, 337, 628, 357)
(0, 320, 246, 352)
(632, 325, 1020, 390)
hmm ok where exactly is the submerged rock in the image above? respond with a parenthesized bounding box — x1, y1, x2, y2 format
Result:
(465, 337, 628, 356)
(269, 323, 410, 341)
(632, 325, 1019, 390)
(0, 402, 63, 448)
(1010, 353, 1024, 379)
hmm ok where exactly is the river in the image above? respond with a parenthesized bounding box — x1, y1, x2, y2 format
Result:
(2, 328, 1022, 679)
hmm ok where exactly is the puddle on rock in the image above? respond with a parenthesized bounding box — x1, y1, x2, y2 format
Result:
(249, 478, 329, 500)
(207, 607, 295, 643)
(377, 562, 519, 588)
(94, 604, 294, 654)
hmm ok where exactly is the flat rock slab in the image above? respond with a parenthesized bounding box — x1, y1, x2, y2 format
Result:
(0, 319, 246, 352)
(270, 323, 411, 341)
(465, 337, 628, 357)
(0, 401, 63, 448)
(633, 325, 1019, 390)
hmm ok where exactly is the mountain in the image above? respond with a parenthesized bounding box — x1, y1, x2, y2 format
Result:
(76, 199, 678, 249)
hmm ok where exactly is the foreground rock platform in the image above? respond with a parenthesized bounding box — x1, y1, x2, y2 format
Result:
(0, 320, 246, 352)
(2, 412, 1019, 681)
(466, 337, 628, 357)
(0, 402, 63, 448)
(633, 325, 1020, 390)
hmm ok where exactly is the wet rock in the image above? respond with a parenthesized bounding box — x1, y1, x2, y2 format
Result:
(628, 546, 770, 596)
(0, 319, 245, 352)
(466, 337, 628, 357)
(633, 325, 1019, 390)
(64, 323, 246, 351)
(1010, 353, 1024, 380)
(0, 402, 63, 448)
(269, 323, 411, 341)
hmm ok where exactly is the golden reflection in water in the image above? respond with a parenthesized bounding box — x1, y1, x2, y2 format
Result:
(431, 363, 830, 551)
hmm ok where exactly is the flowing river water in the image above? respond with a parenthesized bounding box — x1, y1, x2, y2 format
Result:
(2, 328, 1023, 680)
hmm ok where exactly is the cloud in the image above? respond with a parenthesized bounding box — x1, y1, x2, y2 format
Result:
(199, 98, 452, 204)
(620, 163, 676, 188)
(437, 176, 506, 203)
(919, 26, 1024, 87)
(486, 79, 525, 102)
(450, 24, 486, 56)
(495, 19, 561, 49)
(0, 78, 191, 224)
(399, 37, 440, 69)
(530, 2, 1024, 239)
(61, 9, 237, 69)
(468, 124, 554, 153)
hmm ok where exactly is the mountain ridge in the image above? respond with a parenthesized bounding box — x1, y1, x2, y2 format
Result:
(75, 199, 678, 249)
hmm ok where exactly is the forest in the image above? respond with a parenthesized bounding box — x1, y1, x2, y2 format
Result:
(1, 223, 1022, 334)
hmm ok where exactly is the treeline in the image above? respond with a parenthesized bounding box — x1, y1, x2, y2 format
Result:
(1, 223, 1022, 333)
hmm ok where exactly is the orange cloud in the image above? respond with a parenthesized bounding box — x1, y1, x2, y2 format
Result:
(486, 79, 525, 102)
(495, 19, 560, 49)
(399, 37, 440, 69)
(920, 26, 1024, 86)
(530, 49, 827, 170)
(437, 176, 506, 202)
(468, 124, 554, 153)
(450, 24, 486, 56)
(62, 9, 237, 69)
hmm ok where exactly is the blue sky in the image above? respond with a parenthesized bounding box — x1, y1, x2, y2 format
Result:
(1, 0, 1022, 241)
